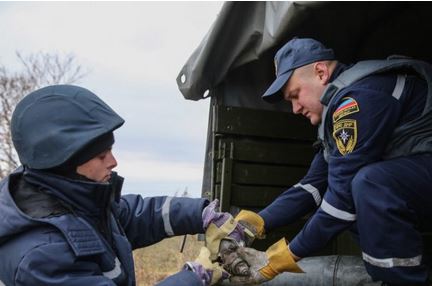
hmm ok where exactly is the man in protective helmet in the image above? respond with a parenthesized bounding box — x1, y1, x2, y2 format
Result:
(0, 85, 249, 286)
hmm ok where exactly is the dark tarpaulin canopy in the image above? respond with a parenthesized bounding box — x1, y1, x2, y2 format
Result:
(177, 1, 432, 110)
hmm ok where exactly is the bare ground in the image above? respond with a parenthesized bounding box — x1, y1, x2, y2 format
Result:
(133, 235, 204, 286)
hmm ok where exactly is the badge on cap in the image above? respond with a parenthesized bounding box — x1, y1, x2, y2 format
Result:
(333, 119, 357, 155)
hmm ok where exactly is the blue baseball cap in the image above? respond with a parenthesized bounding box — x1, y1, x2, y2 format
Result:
(262, 38, 336, 103)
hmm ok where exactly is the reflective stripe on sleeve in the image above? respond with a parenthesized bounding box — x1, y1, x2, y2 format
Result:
(391, 74, 406, 100)
(294, 183, 322, 206)
(162, 196, 174, 236)
(362, 252, 422, 268)
(103, 257, 122, 279)
(320, 199, 356, 221)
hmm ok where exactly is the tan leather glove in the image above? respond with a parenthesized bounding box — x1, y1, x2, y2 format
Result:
(229, 238, 304, 285)
(234, 210, 266, 245)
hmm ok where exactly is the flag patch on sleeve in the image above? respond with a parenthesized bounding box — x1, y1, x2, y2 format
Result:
(333, 97, 359, 122)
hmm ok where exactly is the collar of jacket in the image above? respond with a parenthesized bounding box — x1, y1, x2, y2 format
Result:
(0, 171, 118, 257)
(22, 168, 123, 219)
(329, 62, 349, 83)
(319, 62, 350, 107)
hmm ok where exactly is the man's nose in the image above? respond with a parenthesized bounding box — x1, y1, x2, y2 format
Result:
(107, 151, 118, 169)
(292, 101, 302, 114)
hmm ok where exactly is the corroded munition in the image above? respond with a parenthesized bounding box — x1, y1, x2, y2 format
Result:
(219, 239, 250, 276)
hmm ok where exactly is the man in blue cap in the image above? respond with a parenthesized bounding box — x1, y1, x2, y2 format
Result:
(228, 38, 432, 285)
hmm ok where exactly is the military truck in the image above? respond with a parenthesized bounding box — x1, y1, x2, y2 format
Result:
(177, 2, 432, 284)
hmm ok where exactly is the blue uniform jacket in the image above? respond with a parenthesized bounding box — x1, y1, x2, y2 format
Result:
(260, 64, 428, 257)
(0, 168, 207, 286)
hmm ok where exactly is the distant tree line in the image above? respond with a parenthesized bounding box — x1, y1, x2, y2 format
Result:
(0, 52, 87, 178)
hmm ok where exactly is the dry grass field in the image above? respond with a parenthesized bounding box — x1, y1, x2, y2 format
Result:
(133, 234, 204, 286)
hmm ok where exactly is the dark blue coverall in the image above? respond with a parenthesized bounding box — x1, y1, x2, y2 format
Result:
(259, 63, 432, 285)
(0, 168, 207, 286)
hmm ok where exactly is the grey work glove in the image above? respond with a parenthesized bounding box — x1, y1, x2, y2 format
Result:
(228, 246, 269, 285)
(228, 238, 304, 285)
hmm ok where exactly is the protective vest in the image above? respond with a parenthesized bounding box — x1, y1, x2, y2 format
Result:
(318, 57, 432, 162)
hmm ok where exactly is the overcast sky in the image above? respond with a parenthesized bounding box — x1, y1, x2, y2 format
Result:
(0, 2, 224, 198)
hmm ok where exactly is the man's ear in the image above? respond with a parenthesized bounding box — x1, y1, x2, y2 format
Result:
(313, 62, 331, 84)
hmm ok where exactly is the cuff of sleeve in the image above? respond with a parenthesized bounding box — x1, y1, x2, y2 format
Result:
(156, 269, 203, 286)
(289, 235, 310, 259)
(170, 197, 209, 235)
(258, 209, 274, 232)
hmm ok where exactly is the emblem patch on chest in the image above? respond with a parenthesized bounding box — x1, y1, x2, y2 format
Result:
(333, 119, 357, 155)
(333, 97, 359, 122)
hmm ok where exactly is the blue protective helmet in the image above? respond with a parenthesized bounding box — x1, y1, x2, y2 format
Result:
(11, 85, 125, 169)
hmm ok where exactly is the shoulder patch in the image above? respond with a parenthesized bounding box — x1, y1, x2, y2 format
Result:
(333, 119, 357, 156)
(333, 97, 359, 122)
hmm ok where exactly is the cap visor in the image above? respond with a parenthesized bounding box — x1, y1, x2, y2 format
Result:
(262, 71, 292, 103)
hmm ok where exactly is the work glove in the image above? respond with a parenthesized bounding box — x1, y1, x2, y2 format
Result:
(184, 246, 230, 286)
(203, 200, 268, 258)
(202, 200, 246, 260)
(229, 238, 304, 285)
(234, 209, 266, 245)
(202, 200, 270, 280)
